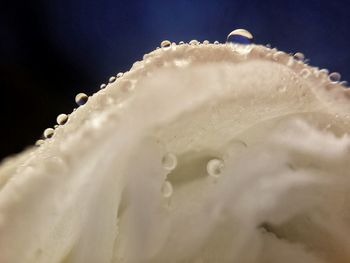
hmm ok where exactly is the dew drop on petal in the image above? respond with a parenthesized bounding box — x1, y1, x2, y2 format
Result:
(56, 114, 68, 125)
(203, 40, 210, 45)
(293, 52, 305, 62)
(75, 93, 88, 106)
(117, 72, 124, 78)
(161, 40, 171, 49)
(44, 128, 55, 139)
(100, 83, 106, 89)
(161, 152, 177, 171)
(35, 139, 45, 146)
(214, 41, 219, 44)
(189, 39, 199, 45)
(109, 76, 116, 83)
(329, 72, 341, 82)
(161, 181, 173, 198)
(207, 158, 224, 178)
(226, 29, 253, 44)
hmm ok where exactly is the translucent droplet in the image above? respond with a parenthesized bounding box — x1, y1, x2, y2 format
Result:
(203, 40, 209, 45)
(44, 128, 54, 139)
(56, 113, 68, 125)
(35, 139, 45, 146)
(161, 40, 171, 49)
(116, 72, 124, 78)
(161, 181, 173, 198)
(75, 93, 88, 106)
(162, 153, 177, 171)
(214, 41, 219, 45)
(299, 68, 310, 78)
(207, 158, 224, 178)
(54, 124, 58, 129)
(109, 76, 116, 83)
(179, 41, 185, 45)
(226, 29, 253, 44)
(189, 39, 199, 45)
(100, 83, 106, 89)
(329, 72, 341, 82)
(293, 52, 305, 62)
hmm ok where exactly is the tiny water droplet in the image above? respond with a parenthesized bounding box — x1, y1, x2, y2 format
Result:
(44, 128, 54, 139)
(189, 39, 199, 45)
(35, 139, 45, 146)
(162, 153, 177, 171)
(226, 29, 253, 44)
(214, 41, 219, 45)
(207, 158, 224, 178)
(266, 44, 272, 48)
(179, 41, 185, 45)
(109, 76, 116, 83)
(203, 40, 209, 45)
(56, 113, 68, 125)
(340, 81, 348, 87)
(299, 68, 310, 78)
(293, 52, 305, 62)
(329, 72, 341, 82)
(75, 93, 88, 106)
(54, 124, 58, 129)
(161, 181, 173, 198)
(161, 40, 171, 49)
(100, 83, 106, 89)
(117, 72, 124, 78)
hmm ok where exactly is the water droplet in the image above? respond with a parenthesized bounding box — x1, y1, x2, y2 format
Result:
(56, 113, 68, 125)
(161, 181, 173, 198)
(54, 125, 58, 129)
(266, 44, 272, 48)
(179, 41, 185, 45)
(161, 40, 171, 49)
(189, 39, 199, 45)
(44, 128, 54, 139)
(109, 76, 116, 83)
(329, 72, 341, 82)
(162, 153, 177, 171)
(213, 41, 219, 45)
(299, 68, 310, 78)
(226, 29, 253, 44)
(100, 83, 106, 89)
(293, 52, 305, 62)
(340, 81, 348, 87)
(75, 93, 88, 106)
(207, 158, 224, 178)
(203, 40, 210, 45)
(117, 72, 124, 78)
(35, 139, 45, 146)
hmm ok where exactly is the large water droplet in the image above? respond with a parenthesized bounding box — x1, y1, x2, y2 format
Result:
(56, 113, 68, 125)
(44, 128, 54, 139)
(329, 72, 341, 82)
(162, 153, 177, 171)
(161, 181, 173, 198)
(206, 158, 224, 178)
(226, 29, 253, 44)
(161, 40, 171, 49)
(75, 93, 88, 106)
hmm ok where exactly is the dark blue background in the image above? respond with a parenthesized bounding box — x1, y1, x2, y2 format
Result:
(1, 0, 350, 159)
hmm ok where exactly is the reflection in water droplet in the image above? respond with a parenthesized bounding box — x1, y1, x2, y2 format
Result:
(109, 76, 116, 83)
(75, 93, 88, 106)
(226, 29, 253, 44)
(100, 84, 106, 89)
(161, 40, 171, 49)
(293, 52, 305, 62)
(207, 158, 224, 178)
(162, 153, 177, 171)
(329, 72, 341, 82)
(56, 114, 68, 125)
(161, 181, 173, 198)
(44, 128, 54, 139)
